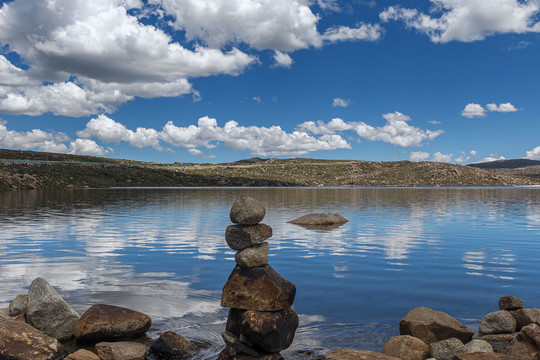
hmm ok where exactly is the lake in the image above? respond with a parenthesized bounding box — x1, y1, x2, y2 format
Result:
(1, 187, 540, 358)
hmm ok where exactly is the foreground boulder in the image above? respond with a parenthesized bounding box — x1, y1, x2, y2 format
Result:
(399, 306, 474, 344)
(74, 304, 151, 342)
(0, 320, 68, 360)
(95, 341, 147, 360)
(478, 310, 516, 335)
(226, 308, 299, 353)
(381, 335, 429, 360)
(27, 277, 80, 341)
(324, 349, 399, 359)
(149, 331, 193, 359)
(221, 265, 296, 311)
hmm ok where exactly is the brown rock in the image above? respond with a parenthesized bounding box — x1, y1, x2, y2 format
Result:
(95, 341, 147, 360)
(324, 349, 399, 359)
(399, 306, 474, 344)
(74, 304, 151, 342)
(9, 294, 29, 316)
(0, 308, 14, 325)
(150, 330, 193, 359)
(381, 335, 429, 360)
(235, 242, 269, 268)
(511, 308, 540, 330)
(289, 213, 348, 226)
(221, 265, 296, 311)
(65, 349, 100, 360)
(0, 320, 68, 360)
(453, 354, 521, 360)
(230, 196, 266, 225)
(226, 308, 299, 353)
(473, 333, 518, 353)
(518, 323, 540, 349)
(217, 349, 284, 360)
(503, 338, 533, 360)
(226, 224, 273, 251)
(500, 296, 524, 311)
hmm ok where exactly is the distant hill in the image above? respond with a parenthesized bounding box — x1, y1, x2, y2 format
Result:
(1, 148, 539, 190)
(468, 159, 540, 169)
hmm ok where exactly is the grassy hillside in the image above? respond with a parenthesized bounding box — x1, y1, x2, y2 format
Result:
(1, 149, 538, 190)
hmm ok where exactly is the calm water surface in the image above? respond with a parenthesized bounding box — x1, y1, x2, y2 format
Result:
(1, 188, 540, 358)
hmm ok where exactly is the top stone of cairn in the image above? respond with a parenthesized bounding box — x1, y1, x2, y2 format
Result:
(230, 196, 266, 225)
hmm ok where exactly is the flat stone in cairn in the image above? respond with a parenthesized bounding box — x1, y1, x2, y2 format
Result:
(428, 338, 464, 360)
(479, 310, 516, 335)
(226, 308, 299, 353)
(150, 331, 193, 359)
(9, 294, 28, 316)
(500, 296, 524, 311)
(221, 264, 296, 311)
(74, 304, 151, 342)
(27, 277, 81, 341)
(399, 306, 474, 344)
(230, 196, 266, 225)
(0, 320, 68, 360)
(65, 349, 101, 360)
(324, 349, 400, 360)
(235, 242, 269, 268)
(95, 341, 147, 360)
(462, 339, 494, 353)
(226, 224, 272, 251)
(380, 335, 429, 360)
(511, 308, 540, 330)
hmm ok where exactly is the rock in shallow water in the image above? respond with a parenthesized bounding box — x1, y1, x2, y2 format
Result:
(399, 306, 474, 344)
(74, 304, 151, 342)
(0, 320, 68, 360)
(289, 213, 348, 225)
(95, 341, 147, 360)
(221, 264, 296, 311)
(235, 242, 269, 268)
(226, 224, 272, 251)
(27, 277, 80, 341)
(230, 196, 266, 225)
(150, 330, 193, 359)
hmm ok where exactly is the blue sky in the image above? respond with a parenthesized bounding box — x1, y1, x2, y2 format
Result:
(0, 0, 539, 164)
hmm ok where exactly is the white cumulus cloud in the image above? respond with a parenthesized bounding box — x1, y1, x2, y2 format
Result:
(332, 98, 351, 108)
(486, 102, 520, 113)
(67, 139, 111, 156)
(526, 146, 540, 160)
(273, 51, 294, 68)
(380, 0, 540, 43)
(410, 151, 430, 161)
(478, 155, 506, 163)
(462, 103, 487, 118)
(433, 152, 453, 162)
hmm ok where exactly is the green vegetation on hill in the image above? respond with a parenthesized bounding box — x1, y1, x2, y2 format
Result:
(1, 149, 539, 190)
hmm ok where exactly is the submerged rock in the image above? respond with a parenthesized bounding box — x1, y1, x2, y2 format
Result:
(289, 213, 348, 226)
(74, 304, 151, 342)
(0, 320, 68, 360)
(399, 306, 474, 344)
(27, 277, 80, 341)
(221, 265, 296, 311)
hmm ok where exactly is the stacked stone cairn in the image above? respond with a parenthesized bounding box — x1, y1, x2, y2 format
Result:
(219, 195, 299, 360)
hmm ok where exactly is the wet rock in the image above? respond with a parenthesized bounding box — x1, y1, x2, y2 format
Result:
(453, 354, 521, 360)
(74, 304, 151, 342)
(230, 196, 266, 225)
(221, 265, 296, 311)
(226, 224, 273, 251)
(479, 310, 516, 335)
(324, 349, 399, 359)
(473, 333, 517, 353)
(289, 213, 348, 226)
(95, 341, 147, 360)
(399, 306, 475, 344)
(217, 348, 284, 360)
(381, 335, 429, 360)
(0, 320, 68, 360)
(222, 330, 261, 357)
(150, 330, 193, 359)
(9, 294, 28, 316)
(235, 242, 269, 268)
(511, 308, 540, 330)
(65, 349, 100, 360)
(27, 277, 80, 341)
(461, 339, 493, 353)
(428, 338, 464, 360)
(226, 308, 299, 353)
(500, 296, 524, 311)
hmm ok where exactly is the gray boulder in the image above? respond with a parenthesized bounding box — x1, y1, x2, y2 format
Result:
(289, 213, 348, 230)
(428, 337, 464, 360)
(230, 196, 266, 225)
(462, 339, 494, 353)
(225, 224, 272, 251)
(95, 341, 147, 360)
(473, 333, 518, 353)
(479, 310, 516, 335)
(235, 242, 269, 268)
(27, 277, 80, 341)
(9, 295, 28, 316)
